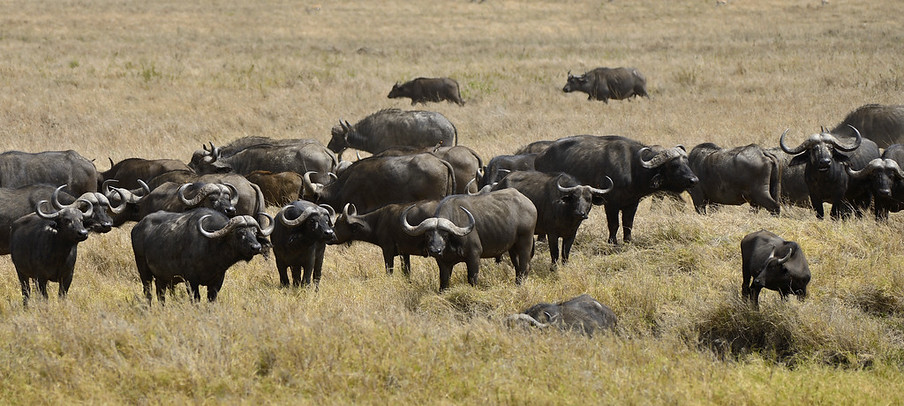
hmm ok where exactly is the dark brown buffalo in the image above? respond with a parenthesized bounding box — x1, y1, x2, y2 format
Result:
(506, 294, 618, 336)
(331, 200, 440, 276)
(100, 158, 190, 190)
(492, 171, 611, 265)
(687, 143, 781, 215)
(246, 170, 303, 207)
(830, 104, 904, 148)
(131, 208, 273, 304)
(147, 171, 265, 217)
(563, 67, 649, 103)
(328, 108, 457, 160)
(0, 150, 98, 196)
(189, 138, 336, 184)
(477, 153, 537, 189)
(780, 126, 879, 219)
(388, 77, 465, 106)
(377, 145, 483, 194)
(741, 230, 810, 308)
(271, 200, 336, 287)
(846, 145, 904, 221)
(402, 188, 537, 291)
(301, 152, 455, 214)
(10, 198, 93, 305)
(535, 135, 699, 244)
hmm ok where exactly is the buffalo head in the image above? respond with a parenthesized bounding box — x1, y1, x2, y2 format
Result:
(327, 120, 355, 154)
(199, 213, 274, 261)
(556, 175, 613, 217)
(189, 142, 231, 174)
(178, 182, 239, 216)
(638, 146, 699, 192)
(277, 202, 337, 244)
(780, 125, 862, 171)
(847, 158, 904, 199)
(36, 196, 94, 243)
(401, 205, 475, 257)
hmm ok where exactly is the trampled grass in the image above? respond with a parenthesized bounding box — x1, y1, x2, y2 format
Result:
(1, 0, 904, 403)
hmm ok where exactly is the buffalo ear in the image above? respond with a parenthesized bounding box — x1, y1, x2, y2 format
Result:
(591, 195, 606, 205)
(832, 149, 852, 163)
(789, 154, 808, 167)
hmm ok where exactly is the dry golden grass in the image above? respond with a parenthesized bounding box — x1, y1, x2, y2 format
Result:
(2, 0, 904, 403)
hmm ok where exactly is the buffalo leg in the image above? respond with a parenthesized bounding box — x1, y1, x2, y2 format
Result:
(604, 205, 621, 244)
(750, 286, 761, 309)
(58, 271, 73, 299)
(19, 276, 30, 307)
(312, 243, 326, 286)
(155, 280, 168, 305)
(382, 249, 396, 275)
(401, 255, 411, 278)
(189, 282, 202, 302)
(438, 261, 455, 291)
(135, 256, 154, 304)
(810, 195, 825, 219)
(561, 232, 577, 265)
(621, 202, 640, 243)
(466, 257, 480, 287)
(548, 233, 560, 265)
(36, 278, 49, 299)
(276, 257, 291, 287)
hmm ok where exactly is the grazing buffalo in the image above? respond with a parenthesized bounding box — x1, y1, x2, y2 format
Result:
(492, 171, 611, 265)
(388, 77, 465, 106)
(378, 145, 484, 194)
(741, 230, 810, 308)
(10, 198, 93, 305)
(271, 201, 337, 287)
(780, 126, 880, 219)
(514, 140, 554, 155)
(563, 67, 649, 103)
(331, 200, 440, 276)
(402, 188, 537, 291)
(506, 294, 618, 336)
(328, 109, 457, 159)
(131, 208, 273, 304)
(100, 158, 190, 190)
(246, 170, 303, 207)
(148, 171, 265, 217)
(0, 150, 98, 196)
(846, 146, 904, 221)
(477, 153, 537, 189)
(535, 135, 699, 244)
(687, 143, 781, 215)
(189, 138, 336, 184)
(110, 181, 239, 226)
(830, 104, 904, 148)
(301, 152, 455, 214)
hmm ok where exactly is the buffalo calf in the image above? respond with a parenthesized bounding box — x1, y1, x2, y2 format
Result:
(740, 230, 810, 308)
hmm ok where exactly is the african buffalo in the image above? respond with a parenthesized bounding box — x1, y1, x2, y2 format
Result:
(492, 171, 611, 265)
(147, 171, 265, 217)
(388, 77, 465, 106)
(563, 67, 649, 103)
(688, 143, 781, 215)
(246, 170, 303, 207)
(514, 140, 554, 155)
(741, 230, 810, 308)
(331, 200, 440, 276)
(271, 201, 337, 287)
(535, 135, 699, 244)
(780, 126, 880, 219)
(402, 188, 537, 291)
(328, 108, 457, 159)
(0, 150, 98, 196)
(830, 104, 904, 149)
(477, 153, 537, 189)
(378, 145, 483, 194)
(100, 158, 190, 190)
(301, 152, 455, 214)
(131, 208, 273, 304)
(110, 181, 239, 226)
(846, 145, 904, 221)
(189, 138, 336, 184)
(506, 294, 618, 336)
(10, 198, 94, 305)
(766, 147, 810, 207)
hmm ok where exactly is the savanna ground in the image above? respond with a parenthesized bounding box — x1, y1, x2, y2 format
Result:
(1, 0, 904, 403)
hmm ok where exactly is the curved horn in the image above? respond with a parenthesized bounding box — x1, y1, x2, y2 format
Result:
(106, 187, 128, 214)
(178, 183, 220, 207)
(319, 204, 336, 218)
(401, 204, 436, 236)
(355, 150, 361, 161)
(639, 147, 682, 169)
(589, 176, 615, 195)
(343, 203, 357, 219)
(301, 171, 323, 198)
(35, 200, 61, 219)
(887, 159, 904, 179)
(277, 205, 319, 226)
(466, 178, 480, 195)
(198, 214, 250, 239)
(51, 184, 68, 210)
(827, 124, 862, 152)
(101, 179, 117, 194)
(779, 129, 809, 155)
(556, 180, 581, 194)
(75, 198, 94, 217)
(223, 183, 240, 206)
(436, 207, 475, 236)
(777, 247, 794, 265)
(505, 313, 550, 329)
(846, 158, 882, 180)
(256, 212, 275, 236)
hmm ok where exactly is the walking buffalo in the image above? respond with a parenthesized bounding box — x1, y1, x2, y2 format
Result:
(402, 188, 537, 290)
(688, 143, 781, 215)
(388, 77, 465, 106)
(563, 67, 649, 103)
(506, 294, 618, 336)
(779, 126, 880, 219)
(271, 201, 337, 287)
(131, 208, 274, 304)
(830, 104, 904, 149)
(10, 198, 94, 305)
(328, 109, 457, 159)
(535, 135, 698, 244)
(741, 230, 810, 308)
(492, 171, 611, 265)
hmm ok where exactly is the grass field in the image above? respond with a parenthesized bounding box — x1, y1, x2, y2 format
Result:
(2, 0, 904, 403)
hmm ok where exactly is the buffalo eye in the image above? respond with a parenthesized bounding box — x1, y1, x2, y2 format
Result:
(561, 194, 574, 203)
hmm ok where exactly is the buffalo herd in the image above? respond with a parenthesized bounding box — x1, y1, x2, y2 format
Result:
(3, 77, 904, 334)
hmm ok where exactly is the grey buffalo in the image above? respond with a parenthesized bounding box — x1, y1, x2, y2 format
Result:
(402, 188, 537, 291)
(377, 145, 483, 194)
(477, 153, 538, 189)
(514, 140, 554, 155)
(331, 200, 440, 276)
(271, 201, 337, 287)
(148, 171, 266, 217)
(506, 294, 618, 336)
(830, 104, 904, 149)
(688, 143, 781, 215)
(328, 108, 457, 159)
(780, 126, 879, 219)
(131, 208, 273, 304)
(109, 181, 240, 226)
(0, 150, 99, 196)
(563, 67, 649, 103)
(189, 138, 336, 184)
(535, 135, 698, 244)
(388, 77, 465, 106)
(10, 198, 94, 305)
(740, 230, 810, 308)
(492, 171, 611, 265)
(100, 158, 190, 190)
(846, 144, 904, 221)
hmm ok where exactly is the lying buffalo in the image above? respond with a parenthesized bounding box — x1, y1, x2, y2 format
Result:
(506, 294, 618, 336)
(741, 229, 810, 308)
(328, 108, 457, 159)
(388, 77, 465, 106)
(563, 67, 649, 103)
(688, 143, 781, 215)
(830, 104, 904, 149)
